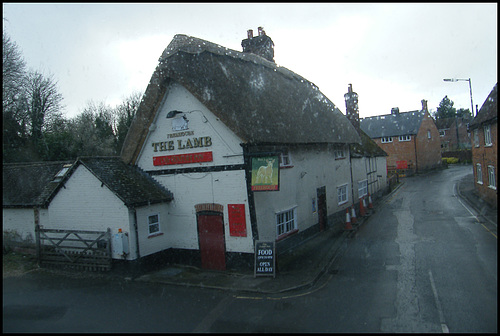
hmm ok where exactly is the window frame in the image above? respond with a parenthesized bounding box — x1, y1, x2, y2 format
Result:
(148, 213, 161, 236)
(381, 137, 393, 143)
(358, 179, 368, 198)
(334, 148, 346, 160)
(279, 149, 293, 168)
(399, 135, 411, 142)
(337, 183, 348, 205)
(487, 165, 496, 190)
(476, 164, 483, 185)
(473, 128, 480, 147)
(276, 207, 297, 239)
(484, 125, 492, 146)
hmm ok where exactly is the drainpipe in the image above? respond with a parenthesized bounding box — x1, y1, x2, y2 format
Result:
(413, 135, 419, 174)
(132, 209, 140, 259)
(349, 147, 356, 209)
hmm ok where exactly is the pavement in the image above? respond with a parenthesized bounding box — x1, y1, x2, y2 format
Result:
(134, 169, 497, 294)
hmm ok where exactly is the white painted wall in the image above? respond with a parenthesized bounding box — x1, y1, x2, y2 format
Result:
(138, 81, 245, 171)
(254, 145, 353, 241)
(351, 156, 388, 201)
(48, 165, 136, 260)
(136, 81, 254, 254)
(134, 202, 170, 258)
(3, 208, 49, 246)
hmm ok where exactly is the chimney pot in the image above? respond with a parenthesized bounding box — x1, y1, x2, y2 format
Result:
(348, 84, 353, 93)
(391, 107, 400, 115)
(421, 99, 428, 112)
(258, 27, 265, 36)
(247, 29, 253, 39)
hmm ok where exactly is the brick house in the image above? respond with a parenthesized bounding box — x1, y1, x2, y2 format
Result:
(435, 116, 472, 152)
(360, 100, 442, 175)
(469, 83, 497, 208)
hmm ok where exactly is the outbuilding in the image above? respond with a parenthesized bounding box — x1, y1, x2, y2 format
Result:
(3, 157, 173, 261)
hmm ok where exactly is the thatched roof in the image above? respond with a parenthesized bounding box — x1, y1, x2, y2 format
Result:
(121, 34, 361, 164)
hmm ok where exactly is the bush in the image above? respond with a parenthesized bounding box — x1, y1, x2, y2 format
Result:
(442, 157, 459, 164)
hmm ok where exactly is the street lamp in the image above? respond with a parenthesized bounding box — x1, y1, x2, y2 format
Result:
(443, 78, 475, 117)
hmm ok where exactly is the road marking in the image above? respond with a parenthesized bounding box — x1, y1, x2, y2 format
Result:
(428, 270, 449, 333)
(454, 185, 497, 239)
(192, 295, 233, 332)
(235, 274, 333, 300)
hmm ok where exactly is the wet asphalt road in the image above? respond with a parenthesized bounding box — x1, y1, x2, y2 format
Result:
(3, 165, 497, 332)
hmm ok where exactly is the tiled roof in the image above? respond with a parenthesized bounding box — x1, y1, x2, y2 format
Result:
(360, 110, 426, 138)
(3, 161, 72, 208)
(3, 157, 173, 208)
(350, 128, 388, 158)
(121, 34, 361, 165)
(77, 157, 173, 207)
(469, 83, 497, 129)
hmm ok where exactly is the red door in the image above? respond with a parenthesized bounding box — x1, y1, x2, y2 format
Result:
(197, 212, 226, 270)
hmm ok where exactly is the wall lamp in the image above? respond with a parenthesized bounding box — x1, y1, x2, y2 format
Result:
(443, 78, 475, 116)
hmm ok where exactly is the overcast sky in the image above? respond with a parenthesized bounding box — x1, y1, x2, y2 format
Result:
(3, 3, 497, 119)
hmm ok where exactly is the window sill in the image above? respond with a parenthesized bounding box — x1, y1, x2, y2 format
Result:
(476, 181, 483, 185)
(485, 144, 493, 147)
(148, 232, 164, 239)
(276, 228, 298, 242)
(488, 185, 496, 190)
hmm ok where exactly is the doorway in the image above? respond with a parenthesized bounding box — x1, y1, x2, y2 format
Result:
(196, 207, 226, 271)
(317, 186, 327, 232)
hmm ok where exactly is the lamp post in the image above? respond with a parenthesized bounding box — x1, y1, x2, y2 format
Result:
(443, 78, 475, 116)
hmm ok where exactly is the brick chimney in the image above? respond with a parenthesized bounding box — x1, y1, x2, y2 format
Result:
(344, 84, 360, 131)
(391, 107, 400, 116)
(241, 27, 275, 62)
(421, 99, 428, 112)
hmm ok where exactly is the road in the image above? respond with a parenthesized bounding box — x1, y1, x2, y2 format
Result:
(3, 165, 497, 332)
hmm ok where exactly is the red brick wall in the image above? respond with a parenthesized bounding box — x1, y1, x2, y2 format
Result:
(472, 121, 497, 208)
(374, 111, 442, 174)
(415, 112, 443, 171)
(374, 137, 417, 173)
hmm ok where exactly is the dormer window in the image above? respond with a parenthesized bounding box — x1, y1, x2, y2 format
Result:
(53, 164, 72, 182)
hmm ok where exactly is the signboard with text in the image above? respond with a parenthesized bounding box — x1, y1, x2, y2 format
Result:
(153, 152, 213, 166)
(254, 241, 276, 278)
(228, 204, 247, 237)
(396, 160, 408, 169)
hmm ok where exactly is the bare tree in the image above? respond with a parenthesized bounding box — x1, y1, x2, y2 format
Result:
(25, 70, 64, 144)
(71, 100, 116, 156)
(3, 31, 29, 162)
(113, 91, 142, 153)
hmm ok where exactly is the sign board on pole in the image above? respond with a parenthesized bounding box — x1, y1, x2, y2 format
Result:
(254, 241, 276, 278)
(251, 156, 279, 191)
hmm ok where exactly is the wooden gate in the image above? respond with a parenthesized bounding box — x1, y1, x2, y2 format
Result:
(36, 227, 112, 271)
